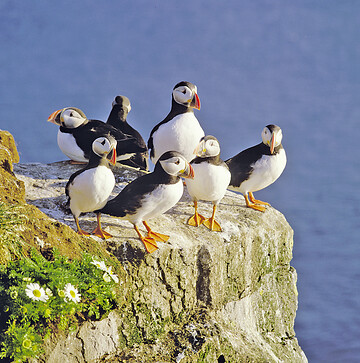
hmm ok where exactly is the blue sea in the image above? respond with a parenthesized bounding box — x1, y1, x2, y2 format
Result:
(1, 1, 360, 361)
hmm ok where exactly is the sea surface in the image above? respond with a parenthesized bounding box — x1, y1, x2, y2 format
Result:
(1, 1, 360, 361)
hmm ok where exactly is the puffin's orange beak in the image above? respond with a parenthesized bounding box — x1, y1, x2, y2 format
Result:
(191, 93, 201, 110)
(270, 133, 275, 154)
(110, 148, 117, 165)
(180, 163, 194, 179)
(47, 109, 62, 125)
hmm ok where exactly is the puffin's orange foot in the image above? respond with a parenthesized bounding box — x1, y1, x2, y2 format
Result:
(147, 231, 170, 242)
(140, 237, 158, 254)
(247, 203, 266, 212)
(77, 229, 91, 236)
(249, 192, 270, 206)
(203, 218, 222, 232)
(92, 227, 113, 239)
(187, 213, 205, 227)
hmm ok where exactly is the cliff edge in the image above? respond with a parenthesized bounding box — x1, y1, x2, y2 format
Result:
(1, 130, 307, 362)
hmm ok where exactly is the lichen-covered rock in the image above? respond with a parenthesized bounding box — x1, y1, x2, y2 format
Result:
(0, 130, 25, 203)
(14, 159, 307, 362)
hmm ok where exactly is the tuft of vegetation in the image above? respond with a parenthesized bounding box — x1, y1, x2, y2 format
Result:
(0, 202, 28, 263)
(0, 249, 123, 362)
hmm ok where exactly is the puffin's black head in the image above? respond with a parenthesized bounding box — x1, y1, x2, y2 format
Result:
(112, 95, 131, 114)
(156, 151, 194, 179)
(172, 81, 200, 110)
(261, 124, 283, 154)
(92, 134, 117, 165)
(47, 107, 88, 128)
(194, 135, 221, 158)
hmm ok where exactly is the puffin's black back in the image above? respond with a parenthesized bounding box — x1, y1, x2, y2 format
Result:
(60, 120, 146, 160)
(98, 151, 180, 217)
(107, 103, 149, 170)
(148, 81, 195, 157)
(225, 142, 283, 187)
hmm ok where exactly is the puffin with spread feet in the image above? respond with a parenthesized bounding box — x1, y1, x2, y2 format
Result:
(106, 95, 149, 170)
(148, 81, 205, 164)
(226, 124, 286, 212)
(186, 136, 231, 231)
(65, 135, 117, 238)
(47, 107, 146, 165)
(97, 151, 194, 253)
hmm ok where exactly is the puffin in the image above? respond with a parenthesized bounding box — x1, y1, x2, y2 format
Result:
(65, 135, 117, 238)
(147, 81, 205, 164)
(106, 95, 149, 171)
(97, 151, 194, 253)
(185, 136, 231, 231)
(225, 124, 286, 212)
(47, 107, 147, 164)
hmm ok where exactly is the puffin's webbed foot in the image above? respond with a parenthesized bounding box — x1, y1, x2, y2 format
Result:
(249, 192, 270, 206)
(187, 212, 205, 227)
(203, 218, 222, 232)
(142, 221, 169, 242)
(245, 194, 266, 212)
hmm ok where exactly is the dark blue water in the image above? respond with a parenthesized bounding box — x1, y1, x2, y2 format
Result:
(1, 1, 360, 361)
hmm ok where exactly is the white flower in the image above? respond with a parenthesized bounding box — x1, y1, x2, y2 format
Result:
(90, 259, 108, 272)
(106, 266, 119, 283)
(103, 272, 111, 282)
(64, 283, 81, 303)
(25, 283, 49, 302)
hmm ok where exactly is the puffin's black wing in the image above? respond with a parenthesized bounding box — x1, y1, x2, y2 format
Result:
(225, 143, 268, 187)
(64, 120, 146, 160)
(98, 171, 172, 217)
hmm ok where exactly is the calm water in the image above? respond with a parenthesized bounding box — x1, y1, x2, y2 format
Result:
(1, 1, 360, 361)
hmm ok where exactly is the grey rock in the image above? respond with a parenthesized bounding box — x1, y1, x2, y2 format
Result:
(15, 161, 307, 362)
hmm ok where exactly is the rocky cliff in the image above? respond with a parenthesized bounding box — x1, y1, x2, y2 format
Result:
(0, 130, 307, 362)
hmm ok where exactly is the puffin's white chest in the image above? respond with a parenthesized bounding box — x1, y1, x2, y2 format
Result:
(240, 148, 287, 193)
(127, 180, 184, 224)
(152, 113, 205, 163)
(186, 162, 231, 203)
(57, 130, 87, 162)
(68, 165, 115, 216)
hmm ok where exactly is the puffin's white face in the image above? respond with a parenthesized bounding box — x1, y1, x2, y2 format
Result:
(194, 136, 220, 158)
(159, 154, 194, 179)
(261, 125, 283, 154)
(172, 84, 200, 109)
(92, 136, 117, 164)
(60, 108, 87, 128)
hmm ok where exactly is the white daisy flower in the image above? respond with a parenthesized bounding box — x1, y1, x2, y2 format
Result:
(90, 259, 108, 272)
(106, 266, 119, 283)
(25, 283, 49, 302)
(103, 272, 111, 282)
(64, 283, 81, 303)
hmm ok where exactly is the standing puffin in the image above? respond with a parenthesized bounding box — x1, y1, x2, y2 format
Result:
(148, 81, 205, 164)
(97, 151, 194, 253)
(65, 135, 117, 238)
(226, 124, 286, 212)
(106, 95, 149, 171)
(185, 136, 231, 231)
(47, 107, 146, 164)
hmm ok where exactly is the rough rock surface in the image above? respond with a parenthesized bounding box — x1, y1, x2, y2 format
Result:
(13, 157, 307, 363)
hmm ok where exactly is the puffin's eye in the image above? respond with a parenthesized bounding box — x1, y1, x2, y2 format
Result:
(181, 89, 186, 94)
(175, 159, 180, 165)
(70, 112, 74, 117)
(101, 139, 106, 145)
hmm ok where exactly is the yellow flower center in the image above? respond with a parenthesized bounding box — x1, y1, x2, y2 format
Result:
(70, 290, 76, 298)
(33, 289, 41, 298)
